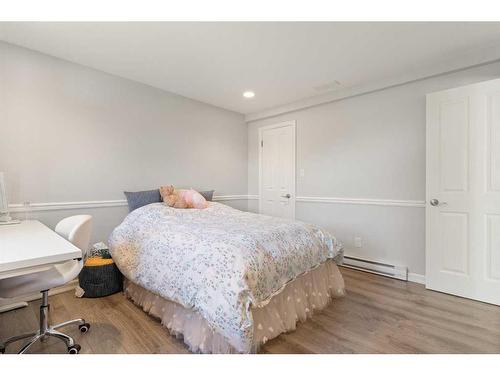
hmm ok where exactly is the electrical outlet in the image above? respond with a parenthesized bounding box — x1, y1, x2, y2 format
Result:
(354, 236, 363, 248)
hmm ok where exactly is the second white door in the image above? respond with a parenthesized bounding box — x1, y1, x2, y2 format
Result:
(259, 121, 296, 219)
(426, 78, 500, 305)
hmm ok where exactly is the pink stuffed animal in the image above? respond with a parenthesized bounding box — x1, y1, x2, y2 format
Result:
(160, 186, 207, 209)
(160, 185, 188, 208)
(179, 189, 208, 209)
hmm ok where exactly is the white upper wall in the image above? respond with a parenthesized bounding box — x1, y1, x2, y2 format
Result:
(248, 61, 500, 199)
(0, 41, 248, 243)
(0, 41, 247, 204)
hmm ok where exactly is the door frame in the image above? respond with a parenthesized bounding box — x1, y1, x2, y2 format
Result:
(258, 120, 296, 219)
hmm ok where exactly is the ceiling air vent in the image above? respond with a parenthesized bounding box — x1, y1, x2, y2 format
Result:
(313, 80, 342, 92)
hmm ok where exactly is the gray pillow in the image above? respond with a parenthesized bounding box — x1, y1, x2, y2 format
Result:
(199, 190, 215, 201)
(124, 189, 161, 212)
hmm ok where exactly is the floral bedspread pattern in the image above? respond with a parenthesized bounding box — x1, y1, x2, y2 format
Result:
(108, 202, 343, 352)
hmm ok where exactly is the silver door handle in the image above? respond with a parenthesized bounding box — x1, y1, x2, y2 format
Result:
(281, 194, 291, 199)
(430, 199, 447, 206)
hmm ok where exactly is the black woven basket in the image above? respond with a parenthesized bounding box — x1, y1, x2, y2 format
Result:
(78, 262, 123, 298)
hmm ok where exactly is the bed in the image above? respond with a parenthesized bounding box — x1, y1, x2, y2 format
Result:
(108, 202, 345, 353)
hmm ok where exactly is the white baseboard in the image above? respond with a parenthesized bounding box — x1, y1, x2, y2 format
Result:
(0, 301, 28, 313)
(27, 279, 78, 302)
(0, 279, 78, 313)
(408, 272, 426, 285)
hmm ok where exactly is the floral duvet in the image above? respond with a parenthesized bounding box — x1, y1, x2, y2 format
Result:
(108, 202, 343, 352)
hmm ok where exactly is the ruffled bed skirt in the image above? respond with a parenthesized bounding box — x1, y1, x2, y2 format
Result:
(124, 260, 345, 353)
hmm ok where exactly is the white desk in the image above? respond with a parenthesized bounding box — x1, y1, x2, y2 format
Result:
(0, 220, 82, 312)
(0, 220, 82, 280)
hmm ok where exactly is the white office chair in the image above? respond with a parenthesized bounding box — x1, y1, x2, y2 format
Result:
(0, 215, 93, 354)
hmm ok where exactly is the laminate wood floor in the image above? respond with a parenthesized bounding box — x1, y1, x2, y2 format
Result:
(1, 267, 500, 354)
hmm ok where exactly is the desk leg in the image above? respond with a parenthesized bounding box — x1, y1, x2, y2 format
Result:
(0, 301, 28, 313)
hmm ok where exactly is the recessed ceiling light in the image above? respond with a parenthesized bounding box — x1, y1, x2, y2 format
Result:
(243, 91, 255, 98)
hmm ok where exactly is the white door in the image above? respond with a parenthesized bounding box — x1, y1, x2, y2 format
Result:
(259, 121, 296, 219)
(426, 78, 500, 305)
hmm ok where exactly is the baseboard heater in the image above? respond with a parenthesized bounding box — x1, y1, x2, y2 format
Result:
(341, 255, 408, 281)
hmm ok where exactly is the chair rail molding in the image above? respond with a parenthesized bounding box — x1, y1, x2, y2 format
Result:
(296, 196, 425, 208)
(8, 195, 423, 212)
(9, 200, 128, 212)
(8, 195, 258, 212)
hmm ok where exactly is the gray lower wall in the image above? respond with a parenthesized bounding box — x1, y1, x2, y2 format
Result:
(248, 61, 500, 276)
(0, 41, 248, 243)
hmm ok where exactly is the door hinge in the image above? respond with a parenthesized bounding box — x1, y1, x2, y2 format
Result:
(261, 140, 263, 147)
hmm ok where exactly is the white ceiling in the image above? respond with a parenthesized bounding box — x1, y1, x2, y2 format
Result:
(2, 22, 500, 116)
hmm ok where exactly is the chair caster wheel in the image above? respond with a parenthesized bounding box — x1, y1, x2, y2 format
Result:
(0, 347, 5, 354)
(79, 323, 90, 333)
(68, 344, 81, 354)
